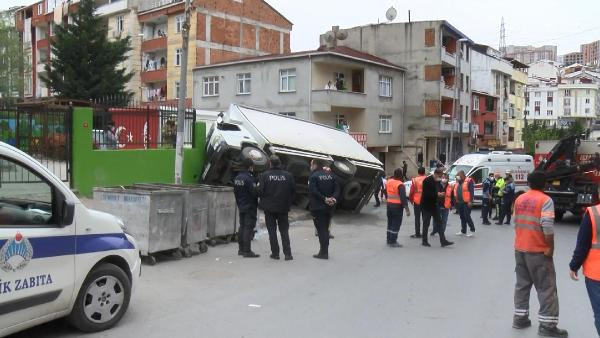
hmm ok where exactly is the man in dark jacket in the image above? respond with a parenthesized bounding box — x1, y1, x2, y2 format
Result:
(233, 158, 260, 258)
(373, 172, 384, 207)
(421, 168, 454, 247)
(309, 159, 340, 260)
(257, 155, 295, 261)
(497, 173, 516, 225)
(481, 172, 494, 225)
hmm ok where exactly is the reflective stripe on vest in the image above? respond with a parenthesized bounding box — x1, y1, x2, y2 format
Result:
(453, 178, 473, 203)
(412, 176, 425, 205)
(514, 190, 550, 253)
(583, 205, 600, 281)
(386, 178, 404, 205)
(444, 183, 453, 209)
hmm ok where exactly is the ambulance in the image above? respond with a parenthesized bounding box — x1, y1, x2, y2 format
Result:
(446, 152, 535, 206)
(0, 142, 140, 336)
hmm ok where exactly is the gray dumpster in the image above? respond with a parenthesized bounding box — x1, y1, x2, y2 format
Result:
(205, 185, 237, 239)
(93, 186, 185, 261)
(134, 183, 210, 255)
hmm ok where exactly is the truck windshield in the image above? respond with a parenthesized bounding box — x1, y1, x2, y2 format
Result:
(447, 165, 473, 181)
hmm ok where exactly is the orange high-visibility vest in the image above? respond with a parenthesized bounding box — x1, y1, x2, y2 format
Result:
(583, 205, 600, 281)
(514, 190, 552, 253)
(386, 178, 404, 205)
(411, 176, 425, 205)
(453, 177, 474, 203)
(444, 183, 453, 209)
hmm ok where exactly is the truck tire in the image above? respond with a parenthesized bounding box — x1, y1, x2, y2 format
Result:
(332, 159, 357, 179)
(241, 146, 268, 169)
(555, 209, 565, 222)
(286, 158, 311, 177)
(68, 263, 132, 333)
(342, 181, 363, 201)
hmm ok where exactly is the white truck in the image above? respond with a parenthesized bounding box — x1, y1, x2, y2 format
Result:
(202, 104, 384, 212)
(0, 142, 140, 336)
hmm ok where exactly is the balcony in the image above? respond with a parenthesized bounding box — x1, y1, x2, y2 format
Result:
(440, 119, 470, 134)
(350, 132, 367, 148)
(139, 0, 182, 13)
(141, 69, 167, 83)
(96, 0, 128, 17)
(311, 90, 367, 111)
(441, 49, 457, 67)
(142, 37, 167, 52)
(36, 38, 49, 50)
(441, 82, 455, 99)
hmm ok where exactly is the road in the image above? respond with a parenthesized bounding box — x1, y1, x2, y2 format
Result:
(13, 205, 596, 338)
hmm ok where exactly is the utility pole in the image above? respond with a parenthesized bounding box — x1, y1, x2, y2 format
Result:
(175, 0, 191, 184)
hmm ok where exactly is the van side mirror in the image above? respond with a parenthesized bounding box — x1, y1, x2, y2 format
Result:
(59, 200, 75, 227)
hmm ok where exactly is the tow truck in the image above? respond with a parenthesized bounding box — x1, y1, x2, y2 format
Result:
(534, 136, 600, 220)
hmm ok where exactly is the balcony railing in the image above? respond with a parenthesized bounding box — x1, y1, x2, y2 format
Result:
(311, 89, 367, 110)
(440, 119, 470, 134)
(349, 132, 367, 148)
(139, 0, 182, 13)
(142, 37, 168, 52)
(96, 0, 128, 17)
(141, 69, 167, 83)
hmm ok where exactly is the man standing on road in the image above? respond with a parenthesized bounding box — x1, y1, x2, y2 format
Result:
(409, 167, 426, 239)
(439, 173, 453, 236)
(569, 200, 600, 336)
(497, 173, 516, 225)
(402, 161, 408, 181)
(233, 158, 260, 258)
(482, 172, 494, 225)
(493, 173, 506, 221)
(421, 168, 454, 247)
(373, 172, 384, 207)
(512, 171, 568, 337)
(309, 159, 340, 260)
(385, 168, 410, 248)
(454, 170, 476, 237)
(257, 155, 295, 261)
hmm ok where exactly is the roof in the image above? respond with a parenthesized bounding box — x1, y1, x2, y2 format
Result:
(194, 46, 405, 71)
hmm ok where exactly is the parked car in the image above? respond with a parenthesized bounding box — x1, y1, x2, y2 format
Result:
(202, 104, 384, 212)
(0, 142, 141, 336)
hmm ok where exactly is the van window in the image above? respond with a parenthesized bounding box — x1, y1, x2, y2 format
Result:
(469, 167, 489, 184)
(447, 165, 473, 181)
(0, 158, 55, 226)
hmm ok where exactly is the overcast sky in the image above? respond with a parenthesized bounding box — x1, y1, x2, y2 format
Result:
(3, 0, 599, 55)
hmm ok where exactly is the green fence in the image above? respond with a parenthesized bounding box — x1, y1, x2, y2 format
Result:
(72, 107, 206, 197)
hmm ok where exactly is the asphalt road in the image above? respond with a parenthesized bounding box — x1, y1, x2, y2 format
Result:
(13, 205, 596, 338)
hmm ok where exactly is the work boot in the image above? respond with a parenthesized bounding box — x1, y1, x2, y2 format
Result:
(329, 233, 335, 239)
(270, 254, 280, 260)
(512, 316, 531, 329)
(284, 255, 293, 261)
(430, 232, 437, 236)
(388, 242, 402, 248)
(410, 234, 422, 239)
(243, 252, 260, 258)
(313, 253, 329, 260)
(238, 250, 244, 256)
(422, 242, 431, 247)
(441, 241, 454, 247)
(538, 325, 568, 337)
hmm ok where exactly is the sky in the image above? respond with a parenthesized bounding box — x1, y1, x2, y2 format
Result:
(3, 0, 599, 55)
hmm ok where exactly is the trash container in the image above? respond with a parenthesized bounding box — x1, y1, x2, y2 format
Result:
(205, 185, 237, 239)
(93, 186, 185, 262)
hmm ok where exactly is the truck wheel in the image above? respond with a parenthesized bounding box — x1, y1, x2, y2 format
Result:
(332, 159, 357, 179)
(286, 158, 311, 177)
(241, 146, 268, 169)
(555, 210, 565, 222)
(68, 263, 131, 333)
(342, 181, 363, 201)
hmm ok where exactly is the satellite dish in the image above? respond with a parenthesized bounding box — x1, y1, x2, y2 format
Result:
(386, 6, 397, 22)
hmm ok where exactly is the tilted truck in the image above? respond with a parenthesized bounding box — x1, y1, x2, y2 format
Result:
(534, 136, 600, 220)
(202, 104, 384, 213)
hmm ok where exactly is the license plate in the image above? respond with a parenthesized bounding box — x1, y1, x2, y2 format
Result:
(552, 180, 561, 186)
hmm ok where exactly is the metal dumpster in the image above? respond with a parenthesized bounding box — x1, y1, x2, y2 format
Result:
(205, 185, 237, 239)
(93, 186, 185, 261)
(134, 183, 210, 255)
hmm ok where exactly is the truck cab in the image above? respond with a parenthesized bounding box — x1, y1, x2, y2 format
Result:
(0, 142, 140, 336)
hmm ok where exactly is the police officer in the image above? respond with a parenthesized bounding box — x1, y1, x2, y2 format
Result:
(257, 155, 295, 261)
(493, 172, 506, 221)
(386, 168, 410, 247)
(481, 172, 494, 225)
(512, 171, 568, 337)
(233, 158, 260, 258)
(309, 159, 339, 260)
(497, 173, 516, 225)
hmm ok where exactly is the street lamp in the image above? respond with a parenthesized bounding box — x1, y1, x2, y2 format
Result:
(448, 37, 469, 165)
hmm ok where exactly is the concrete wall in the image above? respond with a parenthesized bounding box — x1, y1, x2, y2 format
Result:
(72, 107, 206, 197)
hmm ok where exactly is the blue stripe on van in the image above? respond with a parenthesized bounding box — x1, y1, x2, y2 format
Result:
(0, 233, 134, 259)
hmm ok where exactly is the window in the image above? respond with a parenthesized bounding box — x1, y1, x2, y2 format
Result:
(176, 15, 184, 33)
(379, 75, 392, 97)
(203, 76, 219, 97)
(587, 89, 591, 94)
(49, 22, 56, 36)
(585, 108, 591, 114)
(534, 91, 541, 97)
(484, 121, 494, 135)
(485, 97, 494, 112)
(175, 48, 182, 66)
(564, 108, 571, 116)
(547, 110, 553, 116)
(379, 115, 392, 134)
(116, 16, 124, 33)
(279, 112, 296, 117)
(237, 73, 251, 94)
(460, 74, 464, 91)
(564, 98, 571, 106)
(279, 69, 296, 92)
(0, 157, 55, 226)
(509, 103, 515, 118)
(547, 92, 553, 98)
(38, 3, 43, 15)
(586, 98, 591, 104)
(473, 95, 479, 113)
(466, 75, 469, 92)
(564, 89, 571, 96)
(335, 114, 346, 128)
(535, 101, 540, 107)
(524, 110, 529, 116)
(508, 127, 515, 142)
(174, 81, 180, 98)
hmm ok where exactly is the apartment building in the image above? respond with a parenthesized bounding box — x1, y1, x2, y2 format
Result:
(318, 21, 473, 173)
(562, 52, 583, 66)
(582, 40, 600, 66)
(505, 45, 557, 64)
(507, 59, 528, 150)
(192, 47, 406, 170)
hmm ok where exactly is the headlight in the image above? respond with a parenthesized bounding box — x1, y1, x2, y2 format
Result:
(115, 216, 128, 233)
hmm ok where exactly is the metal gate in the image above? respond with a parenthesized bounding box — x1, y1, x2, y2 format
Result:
(0, 106, 72, 185)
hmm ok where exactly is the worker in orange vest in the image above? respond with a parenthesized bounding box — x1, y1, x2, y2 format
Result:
(512, 171, 568, 338)
(454, 170, 476, 237)
(439, 173, 454, 235)
(409, 167, 426, 239)
(386, 168, 411, 247)
(569, 194, 600, 335)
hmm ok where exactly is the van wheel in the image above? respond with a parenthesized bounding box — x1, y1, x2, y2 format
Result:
(68, 263, 132, 333)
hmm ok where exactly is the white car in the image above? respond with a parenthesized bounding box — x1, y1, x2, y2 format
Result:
(0, 142, 141, 336)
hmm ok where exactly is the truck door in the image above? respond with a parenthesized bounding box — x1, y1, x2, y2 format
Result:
(0, 156, 75, 329)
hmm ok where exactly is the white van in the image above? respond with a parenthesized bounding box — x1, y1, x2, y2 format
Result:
(446, 152, 535, 206)
(0, 142, 140, 336)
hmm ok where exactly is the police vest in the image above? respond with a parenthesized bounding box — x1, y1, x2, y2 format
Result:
(386, 178, 404, 205)
(411, 176, 426, 205)
(583, 205, 600, 281)
(444, 183, 453, 209)
(514, 190, 552, 253)
(453, 177, 474, 203)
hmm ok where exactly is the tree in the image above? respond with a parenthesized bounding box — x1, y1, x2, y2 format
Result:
(0, 12, 24, 105)
(41, 0, 133, 103)
(522, 119, 586, 155)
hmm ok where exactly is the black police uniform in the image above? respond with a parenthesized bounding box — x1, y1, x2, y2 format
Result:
(308, 168, 340, 257)
(233, 170, 258, 255)
(257, 166, 295, 259)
